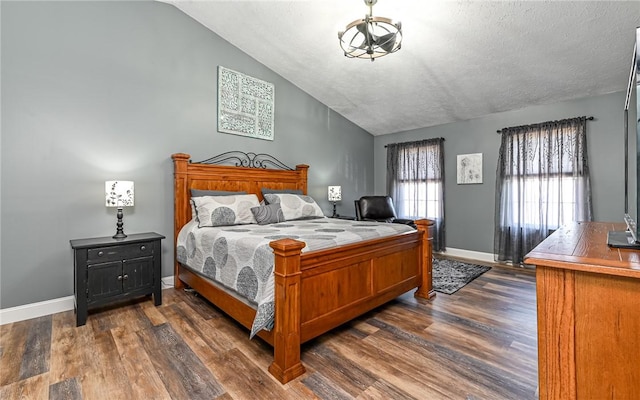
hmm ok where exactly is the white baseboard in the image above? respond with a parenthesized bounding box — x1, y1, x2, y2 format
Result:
(0, 296, 75, 326)
(1, 276, 176, 326)
(437, 247, 495, 264)
(6, 254, 509, 325)
(161, 276, 174, 288)
(5, 252, 503, 325)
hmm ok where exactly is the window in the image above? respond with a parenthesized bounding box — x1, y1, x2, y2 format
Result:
(387, 138, 445, 251)
(397, 180, 441, 218)
(504, 176, 585, 228)
(495, 117, 592, 264)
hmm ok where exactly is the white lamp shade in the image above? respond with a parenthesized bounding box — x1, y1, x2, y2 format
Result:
(328, 186, 342, 202)
(105, 181, 135, 207)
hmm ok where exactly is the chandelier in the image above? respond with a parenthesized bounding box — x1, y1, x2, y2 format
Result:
(338, 0, 402, 61)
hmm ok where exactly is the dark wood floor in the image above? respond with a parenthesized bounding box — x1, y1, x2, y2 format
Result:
(0, 264, 538, 399)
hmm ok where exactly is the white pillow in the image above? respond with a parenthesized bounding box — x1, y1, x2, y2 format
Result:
(263, 193, 324, 221)
(190, 190, 247, 221)
(192, 194, 260, 227)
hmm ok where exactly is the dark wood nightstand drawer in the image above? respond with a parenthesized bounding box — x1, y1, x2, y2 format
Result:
(87, 241, 154, 262)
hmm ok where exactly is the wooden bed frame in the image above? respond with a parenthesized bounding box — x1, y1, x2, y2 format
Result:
(172, 152, 435, 384)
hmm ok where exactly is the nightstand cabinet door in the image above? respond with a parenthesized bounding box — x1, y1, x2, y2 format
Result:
(87, 261, 125, 301)
(122, 257, 154, 292)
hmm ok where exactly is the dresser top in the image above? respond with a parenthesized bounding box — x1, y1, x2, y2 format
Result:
(524, 222, 640, 279)
(70, 232, 165, 249)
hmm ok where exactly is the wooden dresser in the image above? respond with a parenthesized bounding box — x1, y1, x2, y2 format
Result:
(525, 221, 640, 399)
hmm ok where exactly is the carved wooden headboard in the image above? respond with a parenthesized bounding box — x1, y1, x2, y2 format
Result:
(171, 152, 309, 276)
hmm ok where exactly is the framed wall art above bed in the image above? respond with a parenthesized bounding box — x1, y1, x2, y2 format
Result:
(172, 151, 434, 384)
(217, 66, 275, 141)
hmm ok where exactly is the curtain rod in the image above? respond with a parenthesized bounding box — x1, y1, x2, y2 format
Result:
(496, 116, 594, 133)
(384, 137, 445, 148)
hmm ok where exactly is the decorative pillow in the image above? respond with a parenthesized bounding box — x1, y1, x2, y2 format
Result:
(190, 190, 247, 220)
(263, 193, 325, 221)
(250, 203, 285, 225)
(261, 188, 303, 203)
(192, 194, 260, 227)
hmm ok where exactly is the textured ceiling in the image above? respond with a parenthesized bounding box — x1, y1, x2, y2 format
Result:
(160, 0, 640, 136)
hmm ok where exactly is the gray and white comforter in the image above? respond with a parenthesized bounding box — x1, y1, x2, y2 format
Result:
(176, 217, 413, 337)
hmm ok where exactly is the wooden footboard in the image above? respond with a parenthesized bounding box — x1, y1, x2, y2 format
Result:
(268, 219, 433, 383)
(172, 153, 434, 384)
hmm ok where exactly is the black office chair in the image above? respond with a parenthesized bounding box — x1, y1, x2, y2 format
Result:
(354, 196, 416, 229)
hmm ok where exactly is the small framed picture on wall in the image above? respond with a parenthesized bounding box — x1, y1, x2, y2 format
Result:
(457, 153, 483, 184)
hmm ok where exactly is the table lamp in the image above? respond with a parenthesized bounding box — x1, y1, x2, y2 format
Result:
(328, 185, 342, 218)
(105, 180, 134, 239)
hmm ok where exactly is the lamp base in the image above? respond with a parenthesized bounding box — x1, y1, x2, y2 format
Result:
(113, 207, 127, 239)
(331, 202, 338, 218)
(113, 232, 127, 240)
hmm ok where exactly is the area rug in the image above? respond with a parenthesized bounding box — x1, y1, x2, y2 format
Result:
(432, 258, 491, 294)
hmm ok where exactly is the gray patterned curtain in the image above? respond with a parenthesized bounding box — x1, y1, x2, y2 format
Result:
(494, 117, 593, 264)
(387, 138, 445, 251)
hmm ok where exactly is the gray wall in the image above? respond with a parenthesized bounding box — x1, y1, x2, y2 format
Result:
(375, 91, 637, 254)
(0, 1, 373, 309)
(2, 0, 636, 310)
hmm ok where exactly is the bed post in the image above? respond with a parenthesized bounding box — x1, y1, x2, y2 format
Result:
(172, 153, 191, 290)
(414, 219, 436, 299)
(295, 164, 309, 194)
(268, 238, 307, 384)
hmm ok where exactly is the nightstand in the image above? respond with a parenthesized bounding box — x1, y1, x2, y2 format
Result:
(70, 232, 165, 326)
